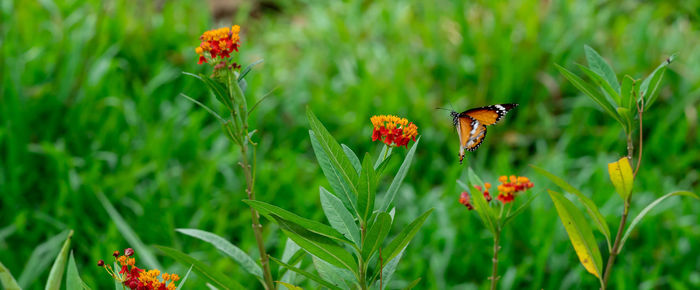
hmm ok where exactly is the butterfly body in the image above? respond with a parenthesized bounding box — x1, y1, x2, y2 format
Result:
(451, 104, 518, 164)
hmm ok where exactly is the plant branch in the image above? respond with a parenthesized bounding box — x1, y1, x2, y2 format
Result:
(601, 203, 629, 288)
(634, 99, 644, 178)
(489, 228, 501, 290)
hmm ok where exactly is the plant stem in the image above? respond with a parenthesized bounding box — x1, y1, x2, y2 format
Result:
(240, 141, 275, 290)
(490, 228, 501, 290)
(359, 223, 367, 290)
(601, 203, 629, 288)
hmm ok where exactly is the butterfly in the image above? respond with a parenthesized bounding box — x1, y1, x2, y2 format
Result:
(450, 104, 518, 164)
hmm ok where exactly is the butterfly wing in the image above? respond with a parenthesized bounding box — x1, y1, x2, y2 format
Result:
(461, 103, 518, 125)
(456, 115, 488, 163)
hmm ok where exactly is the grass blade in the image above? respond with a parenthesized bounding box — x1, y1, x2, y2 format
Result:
(176, 228, 263, 279)
(548, 190, 603, 279)
(156, 245, 246, 290)
(45, 229, 73, 290)
(0, 260, 21, 290)
(619, 191, 699, 252)
(96, 191, 162, 270)
(18, 230, 70, 288)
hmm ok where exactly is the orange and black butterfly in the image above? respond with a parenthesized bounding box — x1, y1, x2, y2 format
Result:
(451, 104, 518, 164)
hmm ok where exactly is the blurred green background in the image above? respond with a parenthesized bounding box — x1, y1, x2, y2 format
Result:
(2, 0, 699, 289)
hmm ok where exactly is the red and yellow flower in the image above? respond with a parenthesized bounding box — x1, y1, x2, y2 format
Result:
(370, 115, 418, 148)
(98, 248, 180, 290)
(496, 175, 534, 204)
(195, 25, 242, 68)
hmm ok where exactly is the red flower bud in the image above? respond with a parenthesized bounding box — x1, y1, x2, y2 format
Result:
(97, 260, 104, 267)
(124, 248, 134, 257)
(113, 250, 120, 257)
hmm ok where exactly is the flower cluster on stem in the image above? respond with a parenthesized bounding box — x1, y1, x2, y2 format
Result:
(97, 248, 179, 290)
(370, 115, 418, 147)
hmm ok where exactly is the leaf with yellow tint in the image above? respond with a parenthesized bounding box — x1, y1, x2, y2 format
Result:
(548, 190, 603, 279)
(608, 157, 634, 200)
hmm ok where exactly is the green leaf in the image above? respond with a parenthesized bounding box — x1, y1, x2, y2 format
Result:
(530, 165, 611, 251)
(362, 212, 392, 260)
(607, 157, 634, 201)
(320, 186, 361, 246)
(584, 45, 620, 95)
(620, 75, 636, 110)
(616, 107, 633, 132)
(357, 153, 377, 222)
(175, 265, 193, 290)
(228, 72, 248, 121)
(555, 63, 623, 126)
(374, 144, 392, 170)
(371, 247, 405, 289)
(309, 131, 359, 216)
(576, 64, 621, 106)
(312, 257, 355, 289)
(402, 277, 422, 290)
(175, 228, 263, 278)
(96, 191, 162, 269)
(179, 93, 225, 123)
(342, 144, 362, 175)
(278, 238, 302, 284)
(156, 245, 245, 290)
(641, 55, 674, 109)
(457, 179, 496, 233)
(548, 190, 603, 279)
(19, 230, 69, 288)
(45, 230, 73, 290)
(379, 137, 420, 212)
(66, 251, 88, 290)
(382, 209, 433, 263)
(272, 214, 358, 272)
(619, 191, 699, 252)
(244, 200, 351, 244)
(503, 192, 539, 226)
(269, 256, 342, 290)
(238, 59, 264, 82)
(183, 72, 233, 111)
(0, 260, 21, 290)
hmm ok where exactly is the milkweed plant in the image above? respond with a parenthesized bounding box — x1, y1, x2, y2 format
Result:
(531, 45, 699, 289)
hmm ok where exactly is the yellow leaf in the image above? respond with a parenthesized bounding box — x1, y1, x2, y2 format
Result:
(608, 157, 634, 200)
(276, 281, 304, 290)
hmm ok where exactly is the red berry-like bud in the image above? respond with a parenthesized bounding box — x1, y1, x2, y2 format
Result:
(113, 251, 119, 257)
(97, 259, 105, 267)
(124, 248, 134, 257)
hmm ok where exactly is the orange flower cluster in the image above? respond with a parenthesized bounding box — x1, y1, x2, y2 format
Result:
(195, 25, 241, 65)
(98, 248, 180, 290)
(370, 115, 418, 147)
(496, 175, 534, 203)
(459, 182, 492, 210)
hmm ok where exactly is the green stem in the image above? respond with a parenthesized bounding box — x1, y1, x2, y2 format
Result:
(490, 228, 501, 290)
(359, 223, 367, 290)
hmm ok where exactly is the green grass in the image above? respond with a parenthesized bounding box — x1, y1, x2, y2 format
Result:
(1, 0, 699, 289)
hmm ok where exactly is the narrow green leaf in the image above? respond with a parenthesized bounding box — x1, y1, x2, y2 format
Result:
(228, 72, 248, 121)
(576, 64, 621, 106)
(67, 251, 88, 290)
(306, 109, 360, 205)
(176, 228, 263, 278)
(320, 186, 361, 246)
(620, 191, 699, 252)
(362, 212, 392, 260)
(607, 157, 634, 201)
(0, 260, 21, 290)
(96, 191, 162, 269)
(620, 75, 635, 110)
(312, 257, 354, 289)
(45, 229, 73, 290)
(244, 200, 351, 244)
(555, 63, 623, 125)
(457, 179, 496, 233)
(278, 238, 302, 284)
(503, 192, 539, 226)
(402, 277, 422, 290)
(641, 55, 674, 109)
(310, 131, 359, 216)
(18, 230, 69, 288)
(374, 144, 392, 170)
(584, 45, 620, 94)
(548, 190, 603, 279)
(357, 153, 377, 222)
(180, 93, 225, 122)
(272, 215, 358, 272)
(530, 165, 611, 251)
(342, 144, 362, 175)
(269, 256, 342, 290)
(371, 247, 405, 289)
(379, 137, 420, 212)
(382, 209, 433, 263)
(156, 246, 245, 290)
(238, 59, 264, 82)
(184, 72, 234, 111)
(175, 265, 193, 290)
